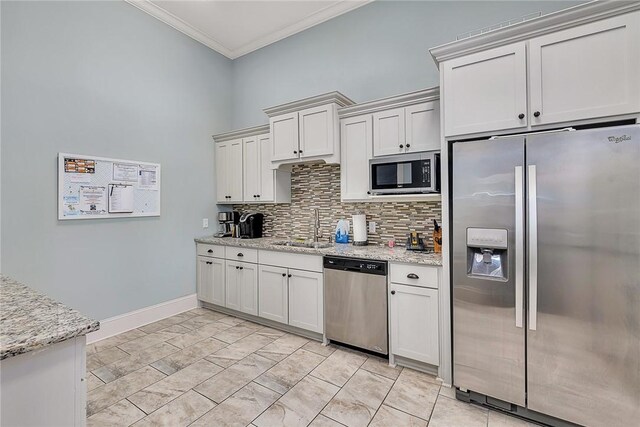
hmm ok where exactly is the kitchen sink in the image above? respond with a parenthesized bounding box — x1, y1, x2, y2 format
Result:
(272, 240, 333, 249)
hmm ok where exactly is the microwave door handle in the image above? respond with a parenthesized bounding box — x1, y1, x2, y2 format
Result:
(514, 166, 524, 328)
(528, 165, 538, 331)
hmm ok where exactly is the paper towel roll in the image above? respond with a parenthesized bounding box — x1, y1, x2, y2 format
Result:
(352, 214, 367, 245)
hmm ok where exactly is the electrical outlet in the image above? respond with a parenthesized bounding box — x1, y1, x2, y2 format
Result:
(202, 218, 209, 228)
(369, 221, 376, 234)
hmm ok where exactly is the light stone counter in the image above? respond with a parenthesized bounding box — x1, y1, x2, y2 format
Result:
(0, 275, 99, 360)
(194, 236, 442, 266)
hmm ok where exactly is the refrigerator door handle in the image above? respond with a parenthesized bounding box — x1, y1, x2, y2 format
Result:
(528, 164, 538, 331)
(515, 166, 524, 328)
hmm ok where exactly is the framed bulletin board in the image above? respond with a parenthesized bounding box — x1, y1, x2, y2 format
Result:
(58, 153, 161, 220)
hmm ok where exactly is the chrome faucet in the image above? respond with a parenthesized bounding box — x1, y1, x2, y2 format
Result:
(313, 208, 321, 243)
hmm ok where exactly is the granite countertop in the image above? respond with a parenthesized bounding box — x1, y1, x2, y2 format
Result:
(0, 275, 100, 360)
(194, 236, 443, 266)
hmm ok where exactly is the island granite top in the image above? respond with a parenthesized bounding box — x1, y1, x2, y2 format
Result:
(0, 275, 100, 360)
(194, 236, 442, 266)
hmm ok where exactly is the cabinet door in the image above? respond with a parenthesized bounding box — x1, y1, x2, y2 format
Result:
(242, 136, 260, 202)
(405, 102, 440, 153)
(196, 256, 215, 304)
(389, 283, 439, 365)
(258, 265, 288, 323)
(372, 107, 406, 157)
(258, 133, 275, 202)
(215, 143, 228, 203)
(228, 139, 244, 202)
(225, 262, 241, 311)
(529, 12, 640, 126)
(443, 43, 527, 137)
(288, 269, 323, 333)
(238, 262, 258, 316)
(209, 257, 226, 306)
(271, 112, 299, 161)
(299, 104, 335, 158)
(340, 114, 372, 201)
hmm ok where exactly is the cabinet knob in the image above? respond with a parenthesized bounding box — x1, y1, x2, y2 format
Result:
(239, 266, 244, 270)
(207, 249, 213, 253)
(399, 144, 404, 149)
(518, 113, 525, 119)
(282, 273, 286, 277)
(533, 111, 541, 118)
(294, 150, 298, 154)
(237, 253, 244, 257)
(257, 194, 260, 198)
(299, 150, 303, 154)
(367, 191, 371, 195)
(407, 273, 419, 279)
(391, 290, 396, 295)
(406, 144, 410, 148)
(288, 274, 292, 278)
(235, 266, 239, 269)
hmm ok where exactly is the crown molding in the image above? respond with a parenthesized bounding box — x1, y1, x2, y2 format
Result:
(126, 0, 372, 60)
(232, 1, 373, 59)
(264, 91, 355, 117)
(125, 0, 233, 58)
(338, 87, 440, 118)
(429, 0, 640, 68)
(212, 124, 270, 143)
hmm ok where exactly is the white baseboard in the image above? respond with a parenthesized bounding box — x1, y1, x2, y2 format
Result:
(86, 294, 199, 344)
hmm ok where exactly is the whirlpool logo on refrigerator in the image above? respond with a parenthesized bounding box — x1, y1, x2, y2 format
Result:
(607, 134, 632, 143)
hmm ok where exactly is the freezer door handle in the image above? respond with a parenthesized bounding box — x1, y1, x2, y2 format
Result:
(528, 164, 538, 331)
(515, 166, 524, 328)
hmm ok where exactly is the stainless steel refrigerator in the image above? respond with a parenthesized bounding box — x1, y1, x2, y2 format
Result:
(452, 124, 640, 426)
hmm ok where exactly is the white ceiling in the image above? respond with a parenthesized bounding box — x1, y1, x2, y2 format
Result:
(126, 0, 372, 59)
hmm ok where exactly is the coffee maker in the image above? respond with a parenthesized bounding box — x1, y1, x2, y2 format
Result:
(216, 211, 239, 237)
(238, 213, 264, 239)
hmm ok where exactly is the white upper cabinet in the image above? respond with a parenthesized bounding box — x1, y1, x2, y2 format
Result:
(528, 12, 640, 126)
(340, 114, 372, 202)
(215, 143, 228, 203)
(299, 104, 337, 159)
(405, 102, 441, 153)
(215, 139, 243, 203)
(243, 136, 260, 201)
(271, 112, 299, 162)
(258, 134, 275, 202)
(213, 126, 291, 205)
(443, 43, 528, 137)
(432, 5, 640, 138)
(265, 92, 354, 167)
(373, 107, 406, 156)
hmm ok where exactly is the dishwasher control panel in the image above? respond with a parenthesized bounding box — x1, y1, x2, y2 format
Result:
(323, 256, 387, 275)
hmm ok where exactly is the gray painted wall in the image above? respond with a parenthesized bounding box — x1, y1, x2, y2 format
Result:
(1, 1, 232, 319)
(231, 0, 582, 129)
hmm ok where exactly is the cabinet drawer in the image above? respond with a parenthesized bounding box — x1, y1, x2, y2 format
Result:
(389, 263, 439, 289)
(197, 244, 225, 258)
(259, 250, 322, 273)
(225, 246, 258, 263)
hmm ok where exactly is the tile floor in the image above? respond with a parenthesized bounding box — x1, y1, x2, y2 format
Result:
(86, 308, 535, 427)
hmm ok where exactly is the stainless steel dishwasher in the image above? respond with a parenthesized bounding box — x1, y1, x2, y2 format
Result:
(324, 256, 388, 355)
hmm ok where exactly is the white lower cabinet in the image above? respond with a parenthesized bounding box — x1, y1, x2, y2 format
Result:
(389, 283, 439, 365)
(226, 261, 258, 316)
(288, 269, 324, 334)
(258, 265, 289, 323)
(196, 256, 225, 306)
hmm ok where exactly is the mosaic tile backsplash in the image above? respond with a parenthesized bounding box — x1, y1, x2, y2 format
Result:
(233, 163, 442, 247)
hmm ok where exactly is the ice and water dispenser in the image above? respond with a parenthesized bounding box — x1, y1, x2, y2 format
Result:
(466, 228, 508, 280)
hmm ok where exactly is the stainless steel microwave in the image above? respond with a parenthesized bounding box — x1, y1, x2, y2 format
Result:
(369, 152, 440, 195)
